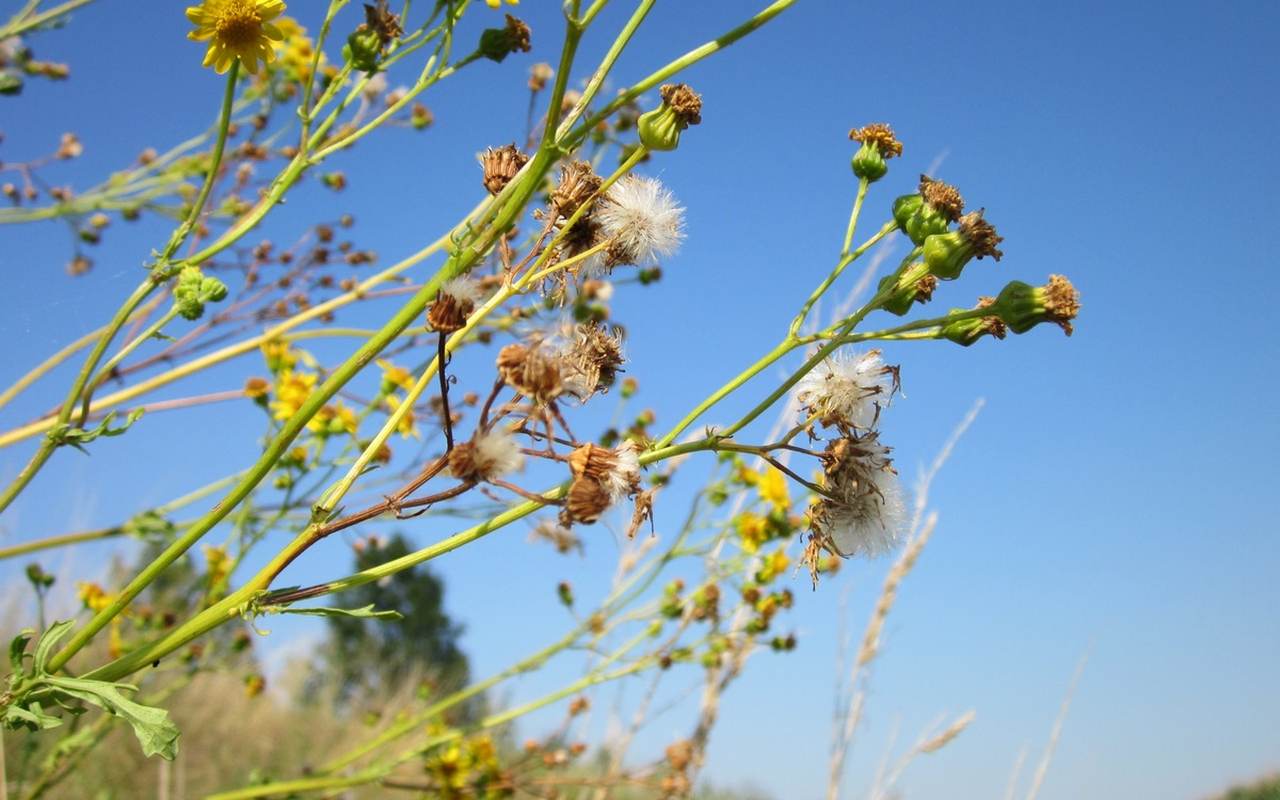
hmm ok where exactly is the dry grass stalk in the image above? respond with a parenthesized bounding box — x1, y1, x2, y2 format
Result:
(1025, 648, 1090, 800)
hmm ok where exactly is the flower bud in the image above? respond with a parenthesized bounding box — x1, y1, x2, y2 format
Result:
(345, 26, 382, 72)
(877, 262, 936, 316)
(940, 299, 1007, 346)
(174, 266, 228, 320)
(991, 274, 1080, 335)
(637, 83, 702, 152)
(893, 175, 965, 245)
(922, 209, 1004, 280)
(478, 14, 531, 63)
(848, 123, 902, 183)
(557, 580, 573, 607)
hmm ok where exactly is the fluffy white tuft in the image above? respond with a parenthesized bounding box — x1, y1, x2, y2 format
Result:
(472, 429, 524, 479)
(439, 276, 485, 306)
(596, 176, 685, 265)
(825, 467, 906, 558)
(794, 350, 893, 429)
(602, 442, 641, 501)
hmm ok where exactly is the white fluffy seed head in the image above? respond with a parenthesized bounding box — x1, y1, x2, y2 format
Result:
(439, 275, 485, 307)
(816, 436, 906, 558)
(472, 429, 524, 480)
(602, 441, 641, 502)
(794, 350, 894, 430)
(597, 175, 685, 266)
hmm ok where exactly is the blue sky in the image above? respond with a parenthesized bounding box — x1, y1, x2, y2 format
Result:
(2, 1, 1278, 798)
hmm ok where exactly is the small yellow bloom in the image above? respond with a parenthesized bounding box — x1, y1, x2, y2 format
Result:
(376, 359, 415, 393)
(385, 394, 420, 439)
(77, 581, 112, 613)
(735, 513, 769, 554)
(260, 339, 296, 372)
(203, 544, 233, 587)
(756, 549, 791, 583)
(186, 0, 287, 75)
(270, 369, 316, 421)
(759, 467, 790, 510)
(485, 0, 518, 7)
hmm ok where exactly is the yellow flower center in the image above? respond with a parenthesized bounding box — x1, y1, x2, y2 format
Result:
(214, 0, 264, 47)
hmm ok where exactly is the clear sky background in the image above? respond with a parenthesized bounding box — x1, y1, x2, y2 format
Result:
(1, 1, 1278, 798)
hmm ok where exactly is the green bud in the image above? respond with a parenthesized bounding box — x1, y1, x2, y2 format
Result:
(851, 140, 887, 182)
(991, 275, 1080, 336)
(345, 27, 382, 72)
(877, 262, 936, 316)
(478, 15, 531, 63)
(893, 175, 966, 245)
(646, 619, 663, 637)
(940, 305, 1006, 347)
(557, 580, 574, 607)
(25, 563, 55, 589)
(174, 266, 228, 320)
(0, 73, 22, 95)
(922, 210, 1004, 280)
(637, 84, 702, 152)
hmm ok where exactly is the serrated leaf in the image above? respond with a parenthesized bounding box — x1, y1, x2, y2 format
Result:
(45, 676, 180, 760)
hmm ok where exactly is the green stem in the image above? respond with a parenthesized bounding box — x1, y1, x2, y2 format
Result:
(78, 305, 181, 424)
(0, 0, 93, 40)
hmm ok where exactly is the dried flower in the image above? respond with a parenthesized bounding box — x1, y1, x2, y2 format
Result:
(186, 0, 286, 75)
(551, 161, 602, 216)
(794, 350, 896, 430)
(530, 520, 582, 554)
(479, 144, 528, 196)
(528, 62, 553, 91)
(940, 297, 1008, 346)
(561, 474, 613, 525)
(597, 176, 685, 267)
(849, 122, 902, 182)
(448, 429, 524, 482)
(496, 342, 563, 403)
(568, 441, 640, 502)
(427, 276, 483, 333)
(559, 322, 625, 400)
(478, 14, 531, 62)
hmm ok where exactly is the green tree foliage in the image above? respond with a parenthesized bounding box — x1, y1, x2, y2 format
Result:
(321, 533, 470, 705)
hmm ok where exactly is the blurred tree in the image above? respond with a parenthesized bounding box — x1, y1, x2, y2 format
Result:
(321, 533, 471, 706)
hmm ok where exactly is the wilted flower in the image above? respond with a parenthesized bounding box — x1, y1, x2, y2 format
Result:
(496, 342, 563, 403)
(530, 520, 582, 554)
(558, 321, 625, 400)
(428, 276, 483, 333)
(479, 144, 528, 196)
(568, 441, 640, 502)
(186, 0, 286, 75)
(597, 175, 685, 267)
(793, 350, 896, 430)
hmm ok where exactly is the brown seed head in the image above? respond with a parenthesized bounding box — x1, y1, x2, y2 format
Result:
(480, 143, 528, 196)
(503, 14, 532, 53)
(957, 209, 1004, 261)
(560, 476, 612, 525)
(496, 342, 563, 403)
(551, 161, 602, 216)
(528, 62, 554, 91)
(918, 174, 965, 222)
(659, 83, 703, 126)
(848, 123, 903, 158)
(914, 274, 938, 304)
(976, 296, 1008, 339)
(363, 1, 404, 45)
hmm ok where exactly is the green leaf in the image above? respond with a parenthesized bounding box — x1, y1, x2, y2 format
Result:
(9, 628, 34, 674)
(45, 676, 180, 760)
(32, 620, 75, 675)
(4, 703, 63, 731)
(48, 409, 145, 453)
(269, 604, 403, 621)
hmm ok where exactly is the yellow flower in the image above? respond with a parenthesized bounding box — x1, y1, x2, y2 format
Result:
(260, 339, 296, 372)
(376, 358, 415, 393)
(385, 394, 420, 439)
(756, 549, 791, 583)
(758, 466, 790, 510)
(186, 0, 287, 75)
(485, 0, 518, 7)
(735, 513, 769, 554)
(203, 544, 232, 587)
(309, 402, 359, 436)
(270, 369, 316, 420)
(271, 16, 323, 82)
(77, 581, 112, 612)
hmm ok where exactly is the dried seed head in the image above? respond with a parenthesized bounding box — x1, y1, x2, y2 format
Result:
(957, 209, 1004, 261)
(848, 123, 903, 158)
(427, 276, 483, 333)
(597, 176, 685, 267)
(551, 161, 603, 216)
(793, 350, 897, 430)
(496, 342, 563, 403)
(915, 274, 938, 303)
(479, 143, 529, 196)
(919, 174, 965, 222)
(560, 475, 613, 525)
(447, 429, 524, 482)
(528, 62, 554, 91)
(567, 441, 640, 501)
(811, 434, 906, 558)
(363, 1, 404, 45)
(659, 83, 703, 126)
(560, 322, 625, 400)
